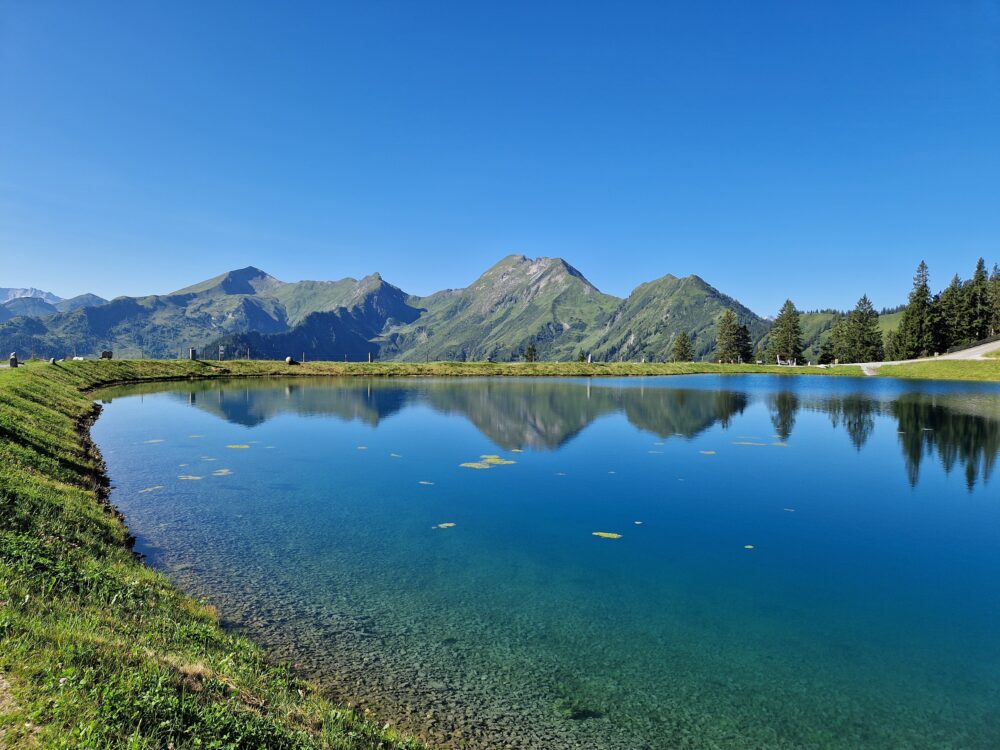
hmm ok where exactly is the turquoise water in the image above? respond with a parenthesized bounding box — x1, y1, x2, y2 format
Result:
(91, 376, 1000, 749)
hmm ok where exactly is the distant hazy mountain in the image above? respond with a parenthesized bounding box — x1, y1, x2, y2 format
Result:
(0, 287, 61, 305)
(0, 258, 837, 362)
(54, 293, 109, 313)
(3, 297, 59, 318)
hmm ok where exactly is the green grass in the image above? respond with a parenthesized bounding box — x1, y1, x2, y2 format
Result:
(877, 359, 1000, 381)
(16, 354, 981, 748)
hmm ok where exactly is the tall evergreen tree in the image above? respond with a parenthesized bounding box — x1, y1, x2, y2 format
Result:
(965, 257, 991, 341)
(524, 341, 538, 362)
(671, 331, 694, 362)
(934, 274, 967, 351)
(990, 264, 1000, 337)
(768, 300, 803, 363)
(716, 310, 742, 363)
(844, 294, 884, 362)
(897, 261, 935, 358)
(734, 322, 754, 363)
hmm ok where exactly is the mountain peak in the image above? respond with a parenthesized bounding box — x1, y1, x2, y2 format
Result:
(0, 287, 62, 305)
(171, 266, 285, 296)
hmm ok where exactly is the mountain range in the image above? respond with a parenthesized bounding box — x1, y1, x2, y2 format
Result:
(0, 256, 898, 362)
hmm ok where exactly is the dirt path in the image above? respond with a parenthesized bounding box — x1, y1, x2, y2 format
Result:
(860, 339, 1000, 376)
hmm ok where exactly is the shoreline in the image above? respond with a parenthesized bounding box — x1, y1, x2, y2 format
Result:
(2, 358, 998, 747)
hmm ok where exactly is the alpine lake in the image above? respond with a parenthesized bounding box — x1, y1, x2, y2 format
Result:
(90, 375, 1000, 750)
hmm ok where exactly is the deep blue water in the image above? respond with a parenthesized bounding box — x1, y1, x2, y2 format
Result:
(91, 375, 1000, 749)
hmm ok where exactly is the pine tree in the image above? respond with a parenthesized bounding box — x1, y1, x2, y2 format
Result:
(935, 274, 966, 350)
(524, 341, 538, 362)
(965, 257, 990, 342)
(716, 310, 743, 363)
(883, 328, 905, 361)
(768, 300, 803, 364)
(735, 322, 754, 363)
(671, 332, 694, 362)
(897, 261, 935, 358)
(844, 294, 883, 362)
(989, 264, 1000, 337)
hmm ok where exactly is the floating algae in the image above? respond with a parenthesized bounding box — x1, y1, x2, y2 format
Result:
(435, 522, 457, 529)
(143, 439, 164, 444)
(138, 486, 163, 494)
(699, 450, 717, 455)
(357, 446, 368, 451)
(178, 463, 189, 467)
(460, 462, 492, 469)
(592, 532, 623, 540)
(648, 450, 663, 454)
(188, 434, 204, 439)
(783, 508, 796, 512)
(418, 480, 435, 485)
(481, 456, 516, 465)
(178, 475, 203, 481)
(390, 453, 403, 458)
(212, 468, 233, 477)
(226, 444, 250, 449)
(744, 544, 755, 549)
(634, 521, 643, 525)
(201, 456, 217, 462)
(733, 441, 768, 446)
(771, 442, 789, 448)
(511, 448, 524, 453)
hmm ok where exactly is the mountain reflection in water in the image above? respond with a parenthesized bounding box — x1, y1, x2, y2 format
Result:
(98, 376, 1000, 488)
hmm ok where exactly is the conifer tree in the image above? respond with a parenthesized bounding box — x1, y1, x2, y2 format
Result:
(671, 331, 694, 362)
(844, 294, 883, 362)
(897, 261, 935, 358)
(965, 257, 990, 341)
(768, 300, 803, 363)
(524, 341, 538, 362)
(716, 310, 744, 363)
(934, 274, 966, 351)
(989, 264, 1000, 337)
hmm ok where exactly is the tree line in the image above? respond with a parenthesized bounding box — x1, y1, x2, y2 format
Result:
(667, 257, 1000, 364)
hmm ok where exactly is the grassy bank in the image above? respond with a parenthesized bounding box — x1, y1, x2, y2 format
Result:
(2, 356, 995, 746)
(0, 362, 428, 749)
(877, 359, 1000, 382)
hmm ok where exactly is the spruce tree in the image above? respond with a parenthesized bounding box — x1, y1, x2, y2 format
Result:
(716, 310, 743, 363)
(672, 332, 694, 362)
(845, 294, 883, 362)
(897, 261, 935, 358)
(768, 300, 803, 364)
(965, 257, 990, 341)
(935, 274, 966, 350)
(735, 322, 754, 363)
(524, 341, 538, 362)
(990, 264, 1000, 337)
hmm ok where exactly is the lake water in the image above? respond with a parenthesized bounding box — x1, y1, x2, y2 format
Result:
(91, 375, 1000, 750)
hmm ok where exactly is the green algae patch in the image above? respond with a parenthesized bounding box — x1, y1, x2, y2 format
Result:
(226, 443, 250, 449)
(435, 522, 457, 529)
(177, 474, 203, 481)
(211, 468, 233, 477)
(138, 485, 163, 493)
(460, 461, 492, 469)
(699, 450, 717, 455)
(733, 441, 768, 446)
(481, 456, 516, 465)
(592, 532, 623, 539)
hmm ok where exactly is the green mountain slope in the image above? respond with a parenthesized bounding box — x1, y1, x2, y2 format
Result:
(378, 255, 620, 361)
(583, 274, 768, 362)
(54, 293, 108, 313)
(3, 297, 59, 318)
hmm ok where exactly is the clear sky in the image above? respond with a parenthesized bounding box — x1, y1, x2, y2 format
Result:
(2, 1, 998, 315)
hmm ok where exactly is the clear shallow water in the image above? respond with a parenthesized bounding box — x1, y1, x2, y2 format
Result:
(91, 375, 1000, 750)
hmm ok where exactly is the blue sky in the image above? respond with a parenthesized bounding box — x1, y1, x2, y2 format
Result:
(2, 1, 998, 315)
